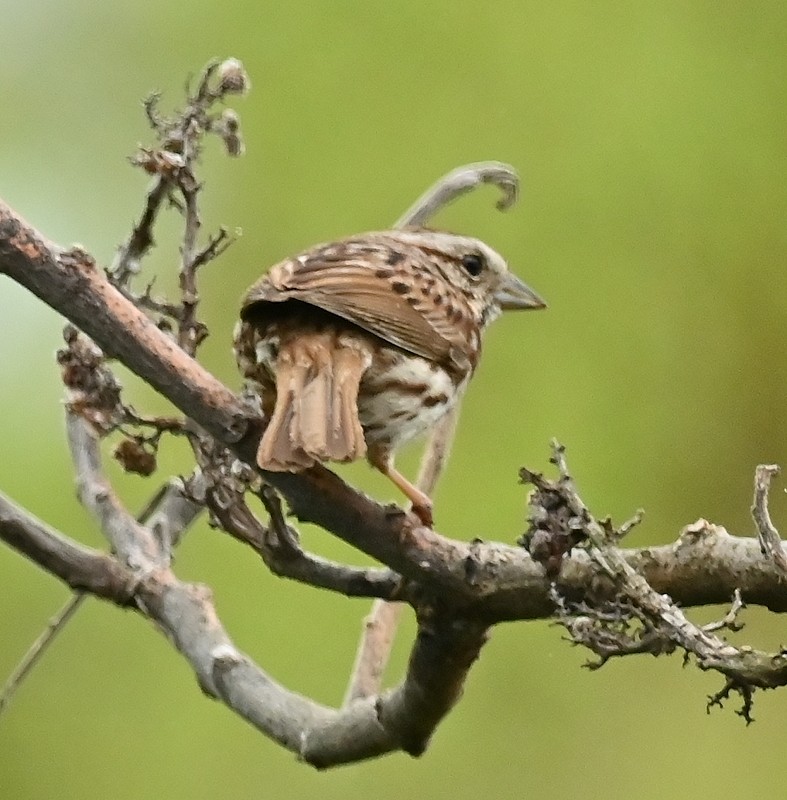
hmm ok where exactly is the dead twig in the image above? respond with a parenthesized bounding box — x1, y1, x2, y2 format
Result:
(751, 464, 787, 572)
(530, 442, 787, 721)
(0, 594, 86, 718)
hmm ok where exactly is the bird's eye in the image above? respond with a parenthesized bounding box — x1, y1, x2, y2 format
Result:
(461, 253, 485, 277)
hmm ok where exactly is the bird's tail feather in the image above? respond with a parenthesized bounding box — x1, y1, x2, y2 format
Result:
(256, 333, 369, 471)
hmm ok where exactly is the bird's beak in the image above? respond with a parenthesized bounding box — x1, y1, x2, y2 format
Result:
(495, 273, 547, 311)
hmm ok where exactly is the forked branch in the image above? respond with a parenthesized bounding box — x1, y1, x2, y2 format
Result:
(2, 60, 787, 768)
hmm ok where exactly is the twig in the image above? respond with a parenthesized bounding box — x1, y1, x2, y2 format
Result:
(0, 594, 85, 718)
(0, 491, 137, 600)
(751, 464, 787, 572)
(121, 406, 187, 435)
(191, 227, 233, 272)
(207, 487, 403, 599)
(11, 395, 202, 702)
(343, 600, 404, 704)
(394, 161, 519, 227)
(703, 589, 746, 633)
(142, 474, 205, 552)
(66, 411, 162, 568)
(0, 476, 204, 720)
(413, 403, 463, 497)
(111, 58, 248, 354)
(613, 509, 645, 542)
(255, 483, 301, 558)
(173, 60, 248, 355)
(108, 176, 170, 287)
(343, 407, 462, 705)
(542, 441, 787, 718)
(132, 281, 182, 318)
(177, 168, 203, 353)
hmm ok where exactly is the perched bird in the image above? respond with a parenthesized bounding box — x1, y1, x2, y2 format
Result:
(234, 228, 545, 525)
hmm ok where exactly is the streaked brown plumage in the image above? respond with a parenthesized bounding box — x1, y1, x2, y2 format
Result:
(234, 228, 545, 525)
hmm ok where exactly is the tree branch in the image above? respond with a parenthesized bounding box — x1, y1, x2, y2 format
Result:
(205, 484, 404, 600)
(1, 67, 521, 764)
(751, 464, 787, 572)
(394, 161, 519, 227)
(65, 411, 163, 568)
(0, 205, 785, 618)
(0, 489, 478, 767)
(2, 59, 786, 761)
(0, 491, 137, 602)
(526, 443, 787, 721)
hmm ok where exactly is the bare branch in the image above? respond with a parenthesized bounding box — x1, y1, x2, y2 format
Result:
(191, 226, 233, 272)
(531, 442, 787, 718)
(110, 58, 248, 354)
(0, 206, 784, 618)
(413, 404, 462, 499)
(616, 508, 645, 541)
(0, 491, 136, 601)
(0, 488, 480, 767)
(703, 589, 746, 634)
(255, 483, 301, 558)
(751, 464, 787, 571)
(0, 475, 204, 719)
(0, 219, 248, 442)
(108, 176, 170, 287)
(0, 199, 487, 599)
(65, 411, 162, 569)
(344, 601, 404, 705)
(394, 162, 519, 227)
(1, 209, 786, 617)
(343, 408, 462, 704)
(176, 165, 204, 353)
(0, 594, 86, 718)
(204, 606, 488, 766)
(206, 486, 403, 599)
(5, 114, 787, 760)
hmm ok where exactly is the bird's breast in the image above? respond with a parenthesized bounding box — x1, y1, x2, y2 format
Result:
(358, 346, 465, 450)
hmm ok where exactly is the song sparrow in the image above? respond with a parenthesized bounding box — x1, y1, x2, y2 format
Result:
(234, 228, 545, 525)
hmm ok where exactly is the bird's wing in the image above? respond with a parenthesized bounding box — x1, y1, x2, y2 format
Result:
(240, 237, 472, 371)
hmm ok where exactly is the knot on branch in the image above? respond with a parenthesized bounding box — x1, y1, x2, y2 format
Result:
(518, 466, 588, 578)
(58, 325, 122, 433)
(517, 443, 642, 580)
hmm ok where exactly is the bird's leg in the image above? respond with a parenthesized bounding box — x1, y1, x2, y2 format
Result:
(368, 449, 434, 527)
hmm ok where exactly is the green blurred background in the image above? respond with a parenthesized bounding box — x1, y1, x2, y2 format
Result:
(2, 1, 787, 797)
